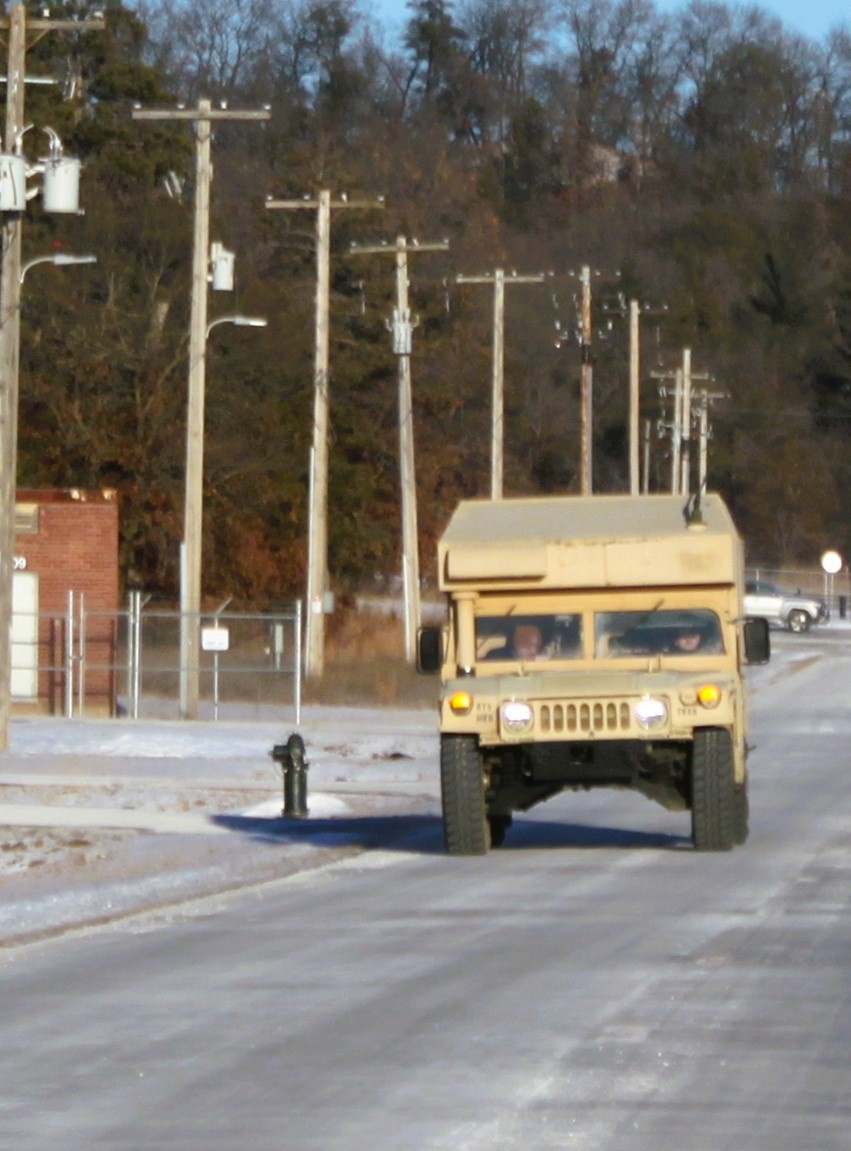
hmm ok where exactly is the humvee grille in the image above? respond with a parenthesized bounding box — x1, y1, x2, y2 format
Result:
(537, 699, 633, 736)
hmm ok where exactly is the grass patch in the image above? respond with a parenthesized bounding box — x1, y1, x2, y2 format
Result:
(304, 607, 438, 708)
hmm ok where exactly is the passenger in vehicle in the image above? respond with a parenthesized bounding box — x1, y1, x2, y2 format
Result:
(672, 626, 722, 653)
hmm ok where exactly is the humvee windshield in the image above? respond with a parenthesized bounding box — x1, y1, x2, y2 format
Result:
(596, 609, 724, 656)
(474, 608, 725, 661)
(476, 614, 583, 661)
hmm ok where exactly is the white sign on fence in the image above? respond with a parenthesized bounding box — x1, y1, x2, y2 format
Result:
(201, 626, 230, 652)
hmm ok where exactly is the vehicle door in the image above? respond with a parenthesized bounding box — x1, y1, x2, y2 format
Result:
(745, 581, 782, 624)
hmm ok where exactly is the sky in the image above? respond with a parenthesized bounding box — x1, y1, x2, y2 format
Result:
(371, 0, 848, 45)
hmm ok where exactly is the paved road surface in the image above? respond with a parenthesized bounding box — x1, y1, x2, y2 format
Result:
(1, 636, 849, 1150)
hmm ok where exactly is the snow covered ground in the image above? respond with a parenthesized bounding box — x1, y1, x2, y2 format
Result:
(0, 706, 441, 946)
(1, 617, 846, 947)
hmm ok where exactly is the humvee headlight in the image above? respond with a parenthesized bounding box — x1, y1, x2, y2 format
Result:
(501, 700, 534, 734)
(449, 690, 474, 715)
(697, 683, 722, 708)
(634, 696, 668, 729)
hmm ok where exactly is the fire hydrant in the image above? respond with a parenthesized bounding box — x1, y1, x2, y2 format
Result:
(271, 732, 309, 818)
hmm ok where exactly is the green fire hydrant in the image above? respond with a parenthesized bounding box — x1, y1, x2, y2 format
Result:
(271, 732, 309, 818)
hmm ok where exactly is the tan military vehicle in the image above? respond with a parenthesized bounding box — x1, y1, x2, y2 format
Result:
(418, 493, 770, 854)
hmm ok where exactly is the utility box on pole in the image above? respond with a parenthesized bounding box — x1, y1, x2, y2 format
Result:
(41, 156, 80, 213)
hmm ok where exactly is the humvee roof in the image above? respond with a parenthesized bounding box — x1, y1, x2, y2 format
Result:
(438, 493, 741, 590)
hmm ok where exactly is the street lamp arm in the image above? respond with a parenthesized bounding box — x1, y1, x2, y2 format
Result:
(20, 253, 97, 283)
(205, 314, 267, 339)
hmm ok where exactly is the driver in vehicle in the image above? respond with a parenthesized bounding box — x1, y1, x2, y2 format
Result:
(673, 629, 705, 652)
(513, 624, 546, 660)
(671, 623, 723, 653)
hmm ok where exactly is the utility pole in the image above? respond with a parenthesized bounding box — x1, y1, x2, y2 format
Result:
(642, 418, 652, 493)
(350, 235, 449, 662)
(265, 191, 383, 679)
(680, 347, 692, 496)
(671, 369, 683, 494)
(629, 299, 640, 495)
(692, 388, 728, 493)
(456, 268, 546, 500)
(0, 5, 104, 752)
(650, 368, 679, 493)
(653, 355, 711, 495)
(698, 398, 709, 494)
(579, 265, 593, 495)
(625, 299, 668, 496)
(561, 264, 620, 495)
(133, 100, 270, 719)
(677, 349, 710, 496)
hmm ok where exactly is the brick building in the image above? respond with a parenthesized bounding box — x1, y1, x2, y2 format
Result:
(12, 489, 119, 715)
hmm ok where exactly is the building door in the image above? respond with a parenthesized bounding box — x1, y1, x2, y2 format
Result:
(12, 571, 38, 700)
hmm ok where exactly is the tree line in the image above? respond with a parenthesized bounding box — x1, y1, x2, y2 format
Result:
(8, 0, 851, 606)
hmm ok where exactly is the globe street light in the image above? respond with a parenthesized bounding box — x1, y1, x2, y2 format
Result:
(179, 311, 267, 718)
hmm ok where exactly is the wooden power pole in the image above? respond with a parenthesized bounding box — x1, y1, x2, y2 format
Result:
(456, 269, 546, 500)
(350, 236, 448, 662)
(265, 191, 383, 679)
(627, 300, 669, 496)
(0, 5, 104, 751)
(133, 100, 270, 719)
(579, 265, 593, 494)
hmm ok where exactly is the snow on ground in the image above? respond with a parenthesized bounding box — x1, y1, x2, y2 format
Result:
(0, 706, 442, 946)
(0, 619, 846, 947)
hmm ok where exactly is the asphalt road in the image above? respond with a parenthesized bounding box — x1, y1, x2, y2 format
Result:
(1, 635, 850, 1150)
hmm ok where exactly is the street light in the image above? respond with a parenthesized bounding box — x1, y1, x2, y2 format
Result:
(20, 252, 97, 283)
(1, 250, 97, 748)
(179, 310, 267, 718)
(205, 314, 267, 338)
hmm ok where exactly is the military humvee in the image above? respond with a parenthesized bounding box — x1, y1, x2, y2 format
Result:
(418, 493, 770, 854)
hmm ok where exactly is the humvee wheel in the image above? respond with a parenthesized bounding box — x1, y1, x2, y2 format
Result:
(732, 782, 749, 845)
(691, 728, 735, 852)
(440, 735, 489, 855)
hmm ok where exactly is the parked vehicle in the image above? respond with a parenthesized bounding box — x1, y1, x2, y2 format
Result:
(744, 579, 827, 632)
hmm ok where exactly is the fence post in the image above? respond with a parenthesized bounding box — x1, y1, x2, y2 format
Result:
(77, 592, 86, 717)
(65, 590, 74, 718)
(294, 599, 302, 725)
(128, 590, 141, 719)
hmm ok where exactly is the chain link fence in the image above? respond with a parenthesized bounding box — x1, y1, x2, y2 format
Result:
(13, 592, 302, 721)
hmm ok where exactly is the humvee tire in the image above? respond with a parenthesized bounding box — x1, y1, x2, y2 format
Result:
(440, 734, 489, 855)
(691, 727, 735, 852)
(733, 783, 750, 845)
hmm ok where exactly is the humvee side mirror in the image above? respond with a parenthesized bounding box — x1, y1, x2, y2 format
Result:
(743, 616, 770, 665)
(417, 626, 442, 674)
